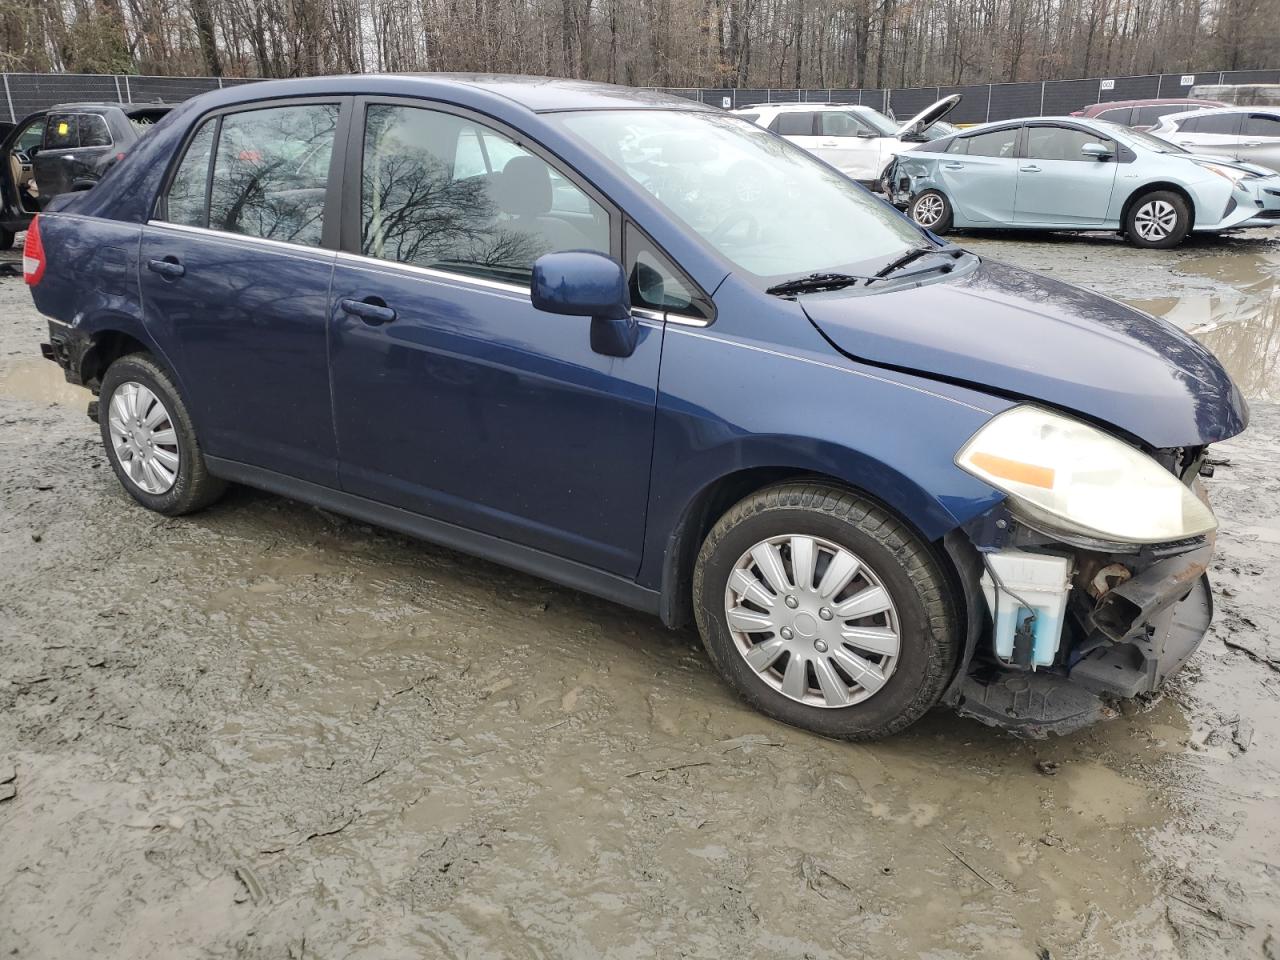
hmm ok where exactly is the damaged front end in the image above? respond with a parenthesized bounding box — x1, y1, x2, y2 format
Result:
(940, 408, 1226, 737)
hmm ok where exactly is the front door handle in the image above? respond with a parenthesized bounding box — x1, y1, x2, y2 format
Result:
(942, 162, 965, 170)
(819, 140, 839, 147)
(340, 297, 397, 325)
(147, 257, 185, 279)
(1020, 164, 1042, 172)
(1242, 141, 1263, 147)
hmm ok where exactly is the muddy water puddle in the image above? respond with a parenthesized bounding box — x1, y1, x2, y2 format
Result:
(0, 357, 90, 408)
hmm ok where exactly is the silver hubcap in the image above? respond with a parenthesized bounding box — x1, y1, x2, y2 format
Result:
(912, 194, 944, 227)
(108, 381, 179, 495)
(723, 535, 901, 708)
(1133, 200, 1178, 241)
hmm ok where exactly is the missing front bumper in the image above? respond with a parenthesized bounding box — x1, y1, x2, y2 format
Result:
(954, 572, 1212, 738)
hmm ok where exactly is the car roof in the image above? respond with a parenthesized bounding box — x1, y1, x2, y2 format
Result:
(1163, 104, 1279, 119)
(204, 74, 715, 114)
(1087, 98, 1210, 110)
(47, 101, 174, 114)
(736, 102, 868, 112)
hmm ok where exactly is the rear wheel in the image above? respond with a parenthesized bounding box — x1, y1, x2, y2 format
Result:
(909, 189, 953, 233)
(98, 353, 226, 516)
(692, 482, 959, 740)
(1125, 190, 1190, 248)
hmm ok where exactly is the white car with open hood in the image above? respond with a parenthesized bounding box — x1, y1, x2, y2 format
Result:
(732, 95, 961, 186)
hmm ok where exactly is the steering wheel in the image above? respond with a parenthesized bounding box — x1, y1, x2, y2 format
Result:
(710, 209, 761, 244)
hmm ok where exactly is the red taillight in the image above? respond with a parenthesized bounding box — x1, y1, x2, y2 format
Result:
(23, 215, 45, 286)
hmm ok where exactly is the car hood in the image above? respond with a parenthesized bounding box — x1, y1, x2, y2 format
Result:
(898, 95, 962, 139)
(800, 257, 1248, 448)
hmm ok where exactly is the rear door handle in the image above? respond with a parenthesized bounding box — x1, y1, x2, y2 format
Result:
(1242, 141, 1263, 147)
(1020, 164, 1042, 172)
(340, 297, 397, 325)
(942, 162, 965, 170)
(147, 257, 185, 279)
(819, 140, 839, 147)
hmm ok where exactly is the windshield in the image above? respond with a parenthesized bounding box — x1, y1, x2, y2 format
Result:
(555, 110, 926, 279)
(1098, 121, 1189, 154)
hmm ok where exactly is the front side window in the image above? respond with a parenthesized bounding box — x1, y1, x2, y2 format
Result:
(1025, 126, 1112, 162)
(44, 114, 79, 149)
(361, 104, 609, 285)
(963, 127, 1019, 158)
(556, 110, 925, 280)
(1245, 114, 1280, 138)
(208, 103, 339, 246)
(1184, 113, 1242, 135)
(772, 113, 815, 136)
(820, 111, 871, 137)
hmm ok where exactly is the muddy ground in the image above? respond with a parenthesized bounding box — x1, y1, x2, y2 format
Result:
(1, 228, 1279, 959)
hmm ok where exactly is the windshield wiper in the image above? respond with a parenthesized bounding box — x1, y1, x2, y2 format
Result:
(765, 272, 874, 297)
(870, 246, 966, 282)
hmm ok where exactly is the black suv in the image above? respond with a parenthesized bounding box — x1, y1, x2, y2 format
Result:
(0, 102, 170, 249)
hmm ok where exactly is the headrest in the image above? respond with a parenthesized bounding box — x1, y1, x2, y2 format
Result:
(492, 155, 552, 217)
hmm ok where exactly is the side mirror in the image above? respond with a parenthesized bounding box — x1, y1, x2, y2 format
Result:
(531, 251, 637, 358)
(856, 130, 877, 139)
(1081, 142, 1113, 160)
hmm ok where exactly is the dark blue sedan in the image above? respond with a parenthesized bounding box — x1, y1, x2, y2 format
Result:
(26, 75, 1247, 739)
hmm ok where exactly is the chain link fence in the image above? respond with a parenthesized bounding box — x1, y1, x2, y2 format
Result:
(3, 68, 1277, 125)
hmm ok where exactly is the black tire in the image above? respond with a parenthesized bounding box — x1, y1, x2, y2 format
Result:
(98, 352, 226, 516)
(909, 189, 953, 234)
(0, 227, 13, 251)
(692, 482, 959, 741)
(1124, 189, 1191, 249)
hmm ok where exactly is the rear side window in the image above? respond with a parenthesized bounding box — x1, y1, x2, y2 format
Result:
(360, 104, 610, 285)
(1181, 113, 1241, 135)
(1136, 104, 1189, 126)
(962, 127, 1019, 158)
(1245, 114, 1280, 137)
(772, 113, 815, 136)
(44, 114, 79, 149)
(79, 115, 112, 147)
(736, 112, 760, 125)
(162, 103, 340, 247)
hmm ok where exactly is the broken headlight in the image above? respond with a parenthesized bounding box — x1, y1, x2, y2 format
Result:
(956, 405, 1217, 544)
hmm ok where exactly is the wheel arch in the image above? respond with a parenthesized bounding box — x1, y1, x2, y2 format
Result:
(656, 463, 977, 630)
(1121, 181, 1196, 231)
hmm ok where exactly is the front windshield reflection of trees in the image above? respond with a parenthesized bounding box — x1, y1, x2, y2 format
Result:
(559, 110, 924, 279)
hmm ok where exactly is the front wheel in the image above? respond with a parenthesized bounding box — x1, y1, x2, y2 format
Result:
(909, 189, 953, 233)
(99, 353, 226, 516)
(1125, 190, 1190, 248)
(693, 483, 959, 740)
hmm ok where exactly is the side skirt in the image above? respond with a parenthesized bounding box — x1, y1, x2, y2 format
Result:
(205, 457, 664, 619)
